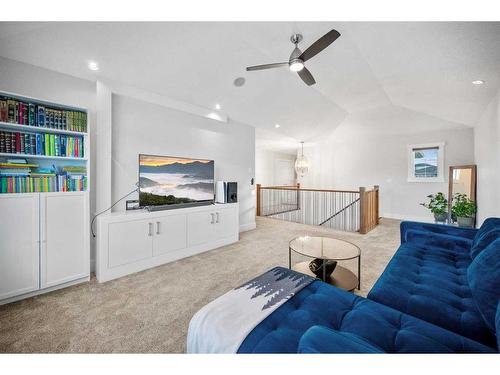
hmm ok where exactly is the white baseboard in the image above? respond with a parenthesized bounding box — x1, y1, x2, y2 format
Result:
(0, 276, 90, 306)
(239, 222, 257, 232)
(382, 213, 433, 223)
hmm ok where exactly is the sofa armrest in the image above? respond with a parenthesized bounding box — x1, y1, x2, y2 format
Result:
(400, 221, 477, 244)
(405, 229, 473, 252)
(297, 326, 384, 353)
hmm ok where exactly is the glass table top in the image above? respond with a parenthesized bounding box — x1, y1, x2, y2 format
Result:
(289, 236, 360, 260)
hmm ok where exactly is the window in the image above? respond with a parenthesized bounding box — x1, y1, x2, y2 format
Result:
(407, 142, 445, 182)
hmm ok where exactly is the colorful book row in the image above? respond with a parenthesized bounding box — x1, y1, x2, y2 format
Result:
(0, 96, 87, 133)
(0, 175, 87, 193)
(0, 131, 84, 158)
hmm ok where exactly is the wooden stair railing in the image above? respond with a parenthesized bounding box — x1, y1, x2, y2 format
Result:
(256, 184, 380, 234)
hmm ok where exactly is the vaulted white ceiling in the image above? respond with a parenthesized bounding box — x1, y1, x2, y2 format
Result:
(0, 22, 499, 146)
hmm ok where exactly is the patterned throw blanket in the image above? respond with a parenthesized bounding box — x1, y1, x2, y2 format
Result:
(187, 267, 315, 353)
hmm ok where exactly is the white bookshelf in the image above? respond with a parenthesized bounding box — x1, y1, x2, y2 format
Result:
(0, 90, 90, 304)
(0, 90, 89, 194)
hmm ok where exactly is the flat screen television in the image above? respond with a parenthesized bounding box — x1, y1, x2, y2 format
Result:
(138, 154, 215, 209)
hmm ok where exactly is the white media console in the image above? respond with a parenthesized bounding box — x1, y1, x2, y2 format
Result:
(96, 203, 239, 282)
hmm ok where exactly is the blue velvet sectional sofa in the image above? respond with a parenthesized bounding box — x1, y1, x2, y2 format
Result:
(237, 218, 500, 353)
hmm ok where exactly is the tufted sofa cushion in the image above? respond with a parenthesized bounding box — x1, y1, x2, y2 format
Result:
(298, 326, 384, 353)
(467, 238, 500, 332)
(367, 242, 496, 347)
(237, 281, 495, 353)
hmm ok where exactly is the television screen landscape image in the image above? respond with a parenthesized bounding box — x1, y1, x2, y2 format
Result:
(139, 154, 214, 208)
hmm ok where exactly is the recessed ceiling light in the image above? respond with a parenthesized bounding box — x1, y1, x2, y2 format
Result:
(215, 104, 221, 110)
(472, 80, 485, 85)
(233, 77, 246, 87)
(88, 61, 99, 71)
(275, 124, 281, 128)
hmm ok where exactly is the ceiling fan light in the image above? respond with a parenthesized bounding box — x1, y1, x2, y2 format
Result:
(289, 60, 304, 72)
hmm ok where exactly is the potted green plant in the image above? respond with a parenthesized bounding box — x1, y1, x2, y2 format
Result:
(420, 192, 448, 223)
(451, 193, 476, 227)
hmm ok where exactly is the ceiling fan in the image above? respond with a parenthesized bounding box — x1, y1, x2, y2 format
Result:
(246, 29, 341, 86)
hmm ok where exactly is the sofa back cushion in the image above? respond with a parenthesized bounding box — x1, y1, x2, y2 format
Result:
(471, 228, 500, 259)
(468, 238, 500, 332)
(472, 218, 500, 258)
(496, 302, 500, 349)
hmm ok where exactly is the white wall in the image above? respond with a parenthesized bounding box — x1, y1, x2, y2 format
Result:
(299, 106, 475, 222)
(474, 91, 500, 224)
(111, 94, 256, 231)
(255, 148, 296, 186)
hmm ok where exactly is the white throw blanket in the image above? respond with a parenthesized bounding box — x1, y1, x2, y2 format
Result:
(187, 267, 314, 353)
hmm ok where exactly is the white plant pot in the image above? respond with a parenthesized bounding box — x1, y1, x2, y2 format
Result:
(457, 216, 474, 228)
(434, 212, 448, 223)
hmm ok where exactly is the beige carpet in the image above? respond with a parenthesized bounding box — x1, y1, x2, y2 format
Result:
(0, 216, 400, 353)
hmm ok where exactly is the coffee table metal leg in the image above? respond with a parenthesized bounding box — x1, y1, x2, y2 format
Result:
(289, 247, 291, 269)
(357, 255, 361, 290)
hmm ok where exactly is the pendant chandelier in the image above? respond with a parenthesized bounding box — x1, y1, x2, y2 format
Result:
(295, 141, 309, 177)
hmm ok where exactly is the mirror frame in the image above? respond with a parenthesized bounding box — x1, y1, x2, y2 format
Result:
(448, 164, 477, 223)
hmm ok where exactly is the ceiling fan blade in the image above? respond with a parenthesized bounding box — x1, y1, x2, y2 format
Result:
(297, 67, 316, 86)
(246, 62, 289, 71)
(299, 29, 341, 62)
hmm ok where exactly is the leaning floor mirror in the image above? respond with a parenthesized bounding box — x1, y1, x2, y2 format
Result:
(448, 165, 477, 227)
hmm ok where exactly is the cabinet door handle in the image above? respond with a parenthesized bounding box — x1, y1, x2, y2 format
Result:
(148, 222, 153, 236)
(156, 221, 160, 235)
(216, 212, 220, 223)
(210, 213, 215, 224)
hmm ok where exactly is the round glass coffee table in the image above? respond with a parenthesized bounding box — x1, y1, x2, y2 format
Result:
(289, 236, 361, 291)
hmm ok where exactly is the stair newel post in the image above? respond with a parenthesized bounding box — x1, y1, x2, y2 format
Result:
(359, 186, 367, 234)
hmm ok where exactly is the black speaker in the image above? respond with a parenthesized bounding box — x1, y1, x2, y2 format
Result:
(226, 182, 238, 203)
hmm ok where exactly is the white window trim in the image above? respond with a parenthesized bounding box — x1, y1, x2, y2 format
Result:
(407, 142, 445, 183)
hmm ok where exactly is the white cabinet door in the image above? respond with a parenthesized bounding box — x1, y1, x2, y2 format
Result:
(0, 194, 40, 300)
(187, 210, 216, 246)
(152, 214, 187, 256)
(41, 193, 89, 288)
(108, 219, 153, 268)
(213, 207, 238, 241)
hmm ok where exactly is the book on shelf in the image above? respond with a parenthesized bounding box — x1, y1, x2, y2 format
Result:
(1, 159, 29, 165)
(0, 129, 84, 158)
(0, 100, 7, 121)
(0, 170, 30, 176)
(31, 172, 56, 177)
(0, 95, 87, 133)
(62, 165, 86, 173)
